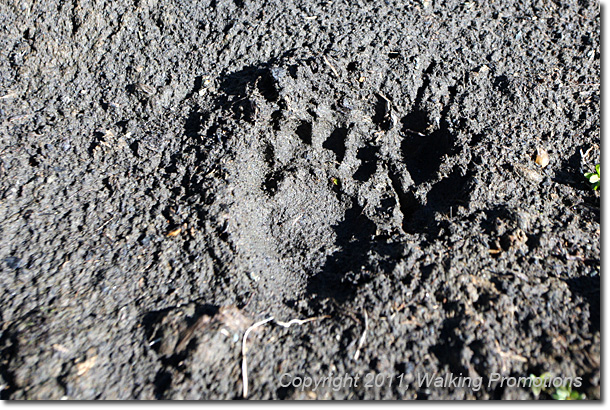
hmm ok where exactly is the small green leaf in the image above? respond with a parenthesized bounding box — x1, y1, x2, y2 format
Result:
(529, 373, 552, 397)
(584, 164, 601, 191)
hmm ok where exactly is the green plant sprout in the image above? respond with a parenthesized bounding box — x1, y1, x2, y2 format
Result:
(529, 373, 551, 397)
(528, 373, 585, 400)
(584, 163, 600, 190)
(551, 384, 586, 400)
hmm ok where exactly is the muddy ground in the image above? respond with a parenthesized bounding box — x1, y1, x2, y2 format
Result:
(0, 0, 600, 401)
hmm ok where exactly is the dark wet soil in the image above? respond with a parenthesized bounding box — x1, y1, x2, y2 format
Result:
(0, 0, 600, 400)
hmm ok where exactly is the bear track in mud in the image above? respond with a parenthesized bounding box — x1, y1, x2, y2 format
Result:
(190, 53, 474, 306)
(0, 0, 599, 400)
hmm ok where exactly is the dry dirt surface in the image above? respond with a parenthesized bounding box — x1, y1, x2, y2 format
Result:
(0, 0, 600, 400)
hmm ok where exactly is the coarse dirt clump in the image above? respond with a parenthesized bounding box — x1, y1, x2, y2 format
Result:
(0, 0, 599, 400)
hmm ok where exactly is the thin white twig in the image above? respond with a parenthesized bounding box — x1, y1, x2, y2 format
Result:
(241, 315, 329, 398)
(322, 55, 340, 77)
(353, 310, 368, 360)
(274, 316, 329, 328)
(242, 316, 274, 398)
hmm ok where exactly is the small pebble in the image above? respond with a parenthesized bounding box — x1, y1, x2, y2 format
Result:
(535, 147, 550, 168)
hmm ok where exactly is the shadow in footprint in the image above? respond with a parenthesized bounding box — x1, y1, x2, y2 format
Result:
(404, 168, 471, 235)
(373, 94, 393, 131)
(401, 110, 454, 185)
(353, 145, 379, 182)
(400, 70, 457, 184)
(323, 126, 348, 163)
(553, 144, 596, 192)
(430, 316, 470, 377)
(215, 65, 281, 123)
(295, 120, 313, 145)
(306, 203, 376, 303)
(306, 201, 406, 304)
(566, 275, 600, 333)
